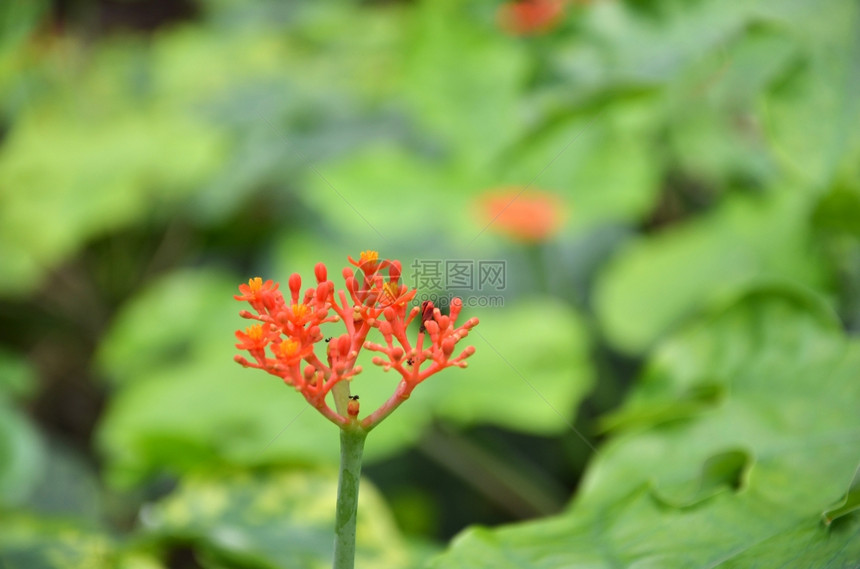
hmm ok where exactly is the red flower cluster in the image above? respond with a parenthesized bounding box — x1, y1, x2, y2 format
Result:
(234, 252, 479, 430)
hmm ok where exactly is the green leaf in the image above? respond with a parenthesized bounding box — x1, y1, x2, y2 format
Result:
(0, 516, 164, 569)
(25, 438, 103, 521)
(300, 144, 469, 246)
(598, 382, 724, 434)
(0, 399, 44, 508)
(760, 0, 860, 189)
(0, 0, 47, 54)
(142, 469, 428, 569)
(0, 349, 36, 400)
(499, 103, 662, 229)
(402, 0, 527, 168)
(426, 299, 593, 434)
(96, 269, 241, 387)
(594, 191, 830, 354)
(0, 37, 227, 297)
(582, 0, 752, 85)
(822, 464, 860, 526)
(813, 185, 860, 237)
(650, 448, 751, 508)
(429, 289, 860, 567)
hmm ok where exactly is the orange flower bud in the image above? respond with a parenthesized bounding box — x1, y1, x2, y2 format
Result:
(314, 262, 327, 283)
(423, 320, 439, 335)
(347, 395, 360, 417)
(288, 273, 302, 299)
(388, 261, 401, 283)
(337, 335, 351, 356)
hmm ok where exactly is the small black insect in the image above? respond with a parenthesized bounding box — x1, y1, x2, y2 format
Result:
(349, 395, 359, 401)
(325, 337, 333, 343)
(406, 358, 414, 365)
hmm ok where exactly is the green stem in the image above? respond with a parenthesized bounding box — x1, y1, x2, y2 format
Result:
(333, 426, 367, 569)
(331, 380, 351, 416)
(525, 242, 550, 294)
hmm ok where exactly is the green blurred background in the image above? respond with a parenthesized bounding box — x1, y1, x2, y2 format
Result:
(1, 0, 859, 567)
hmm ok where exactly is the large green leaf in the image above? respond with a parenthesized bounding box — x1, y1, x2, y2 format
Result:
(422, 299, 593, 434)
(594, 190, 829, 354)
(402, 0, 527, 168)
(759, 0, 860, 189)
(0, 349, 36, 400)
(581, 0, 752, 86)
(498, 102, 662, 230)
(542, 0, 854, 198)
(549, 0, 821, 94)
(0, 0, 47, 55)
(299, 144, 471, 247)
(96, 269, 241, 388)
(0, 355, 94, 516)
(0, 399, 43, 508)
(0, 351, 42, 509)
(429, 289, 860, 567)
(96, 269, 592, 486)
(142, 469, 426, 569)
(0, 37, 227, 296)
(823, 465, 860, 526)
(813, 185, 860, 238)
(658, 26, 797, 189)
(0, 516, 163, 569)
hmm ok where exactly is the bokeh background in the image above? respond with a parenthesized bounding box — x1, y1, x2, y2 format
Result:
(1, 0, 859, 567)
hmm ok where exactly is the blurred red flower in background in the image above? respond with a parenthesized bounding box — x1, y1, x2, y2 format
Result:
(477, 188, 567, 243)
(498, 0, 566, 36)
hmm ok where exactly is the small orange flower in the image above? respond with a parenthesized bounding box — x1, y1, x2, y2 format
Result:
(273, 339, 311, 366)
(478, 188, 567, 242)
(235, 324, 268, 350)
(278, 339, 299, 357)
(234, 277, 275, 301)
(285, 303, 312, 326)
(381, 281, 398, 301)
(234, 277, 281, 314)
(348, 250, 381, 273)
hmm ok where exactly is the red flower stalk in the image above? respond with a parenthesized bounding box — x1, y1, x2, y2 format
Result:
(233, 251, 479, 430)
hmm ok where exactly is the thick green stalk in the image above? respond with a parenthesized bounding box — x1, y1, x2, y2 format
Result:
(333, 426, 367, 569)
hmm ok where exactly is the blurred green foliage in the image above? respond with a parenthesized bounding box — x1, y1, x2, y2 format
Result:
(1, 0, 859, 567)
(141, 469, 428, 569)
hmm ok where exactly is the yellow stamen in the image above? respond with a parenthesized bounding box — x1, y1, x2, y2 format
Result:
(382, 281, 399, 302)
(359, 250, 379, 263)
(292, 303, 310, 319)
(278, 340, 300, 358)
(248, 277, 263, 293)
(245, 324, 265, 341)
